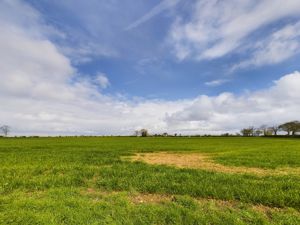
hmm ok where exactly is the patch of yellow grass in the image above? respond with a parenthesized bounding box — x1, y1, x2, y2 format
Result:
(80, 188, 300, 216)
(130, 152, 300, 176)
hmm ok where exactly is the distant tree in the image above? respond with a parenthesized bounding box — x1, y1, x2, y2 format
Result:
(279, 121, 300, 136)
(269, 125, 279, 136)
(0, 125, 10, 137)
(279, 122, 292, 135)
(241, 129, 247, 136)
(241, 127, 254, 136)
(241, 128, 249, 136)
(140, 129, 148, 137)
(134, 130, 140, 137)
(162, 132, 168, 137)
(290, 121, 300, 136)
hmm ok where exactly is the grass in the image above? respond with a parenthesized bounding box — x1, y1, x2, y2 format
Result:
(0, 137, 299, 224)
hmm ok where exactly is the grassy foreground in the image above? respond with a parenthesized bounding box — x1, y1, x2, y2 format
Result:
(0, 137, 299, 224)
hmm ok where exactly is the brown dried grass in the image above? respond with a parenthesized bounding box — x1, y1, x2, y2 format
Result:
(130, 152, 300, 176)
(80, 188, 299, 216)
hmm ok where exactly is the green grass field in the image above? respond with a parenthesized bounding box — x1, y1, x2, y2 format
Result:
(0, 137, 299, 224)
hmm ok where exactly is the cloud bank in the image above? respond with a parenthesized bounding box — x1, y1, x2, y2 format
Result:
(1, 0, 300, 136)
(166, 72, 300, 133)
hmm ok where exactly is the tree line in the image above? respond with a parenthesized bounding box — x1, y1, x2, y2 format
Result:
(135, 121, 300, 137)
(1, 121, 300, 137)
(241, 121, 300, 136)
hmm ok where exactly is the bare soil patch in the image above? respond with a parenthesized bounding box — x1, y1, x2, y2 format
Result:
(130, 152, 300, 176)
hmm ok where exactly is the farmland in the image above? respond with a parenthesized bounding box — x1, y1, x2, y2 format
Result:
(0, 137, 299, 224)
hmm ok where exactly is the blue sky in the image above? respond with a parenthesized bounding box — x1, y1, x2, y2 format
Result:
(25, 0, 300, 99)
(1, 0, 300, 135)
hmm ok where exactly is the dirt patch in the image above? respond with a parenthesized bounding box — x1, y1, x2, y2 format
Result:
(130, 152, 300, 176)
(81, 188, 171, 204)
(131, 193, 171, 204)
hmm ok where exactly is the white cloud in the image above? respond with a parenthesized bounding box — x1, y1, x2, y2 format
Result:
(170, 0, 300, 61)
(1, 0, 300, 136)
(0, 1, 75, 101)
(205, 79, 229, 87)
(95, 73, 110, 89)
(61, 43, 118, 65)
(0, 0, 187, 135)
(125, 0, 181, 30)
(232, 22, 300, 71)
(166, 71, 300, 134)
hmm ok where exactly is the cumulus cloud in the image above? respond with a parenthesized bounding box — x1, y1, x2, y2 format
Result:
(95, 73, 110, 89)
(170, 0, 300, 61)
(0, 0, 187, 135)
(166, 71, 300, 134)
(0, 0, 75, 101)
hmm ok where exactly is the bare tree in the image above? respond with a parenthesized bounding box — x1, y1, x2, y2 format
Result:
(269, 125, 279, 136)
(0, 125, 10, 137)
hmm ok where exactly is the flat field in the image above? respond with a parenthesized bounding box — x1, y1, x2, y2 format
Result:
(0, 137, 299, 224)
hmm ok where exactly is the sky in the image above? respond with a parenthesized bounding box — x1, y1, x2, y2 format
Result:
(1, 0, 300, 136)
